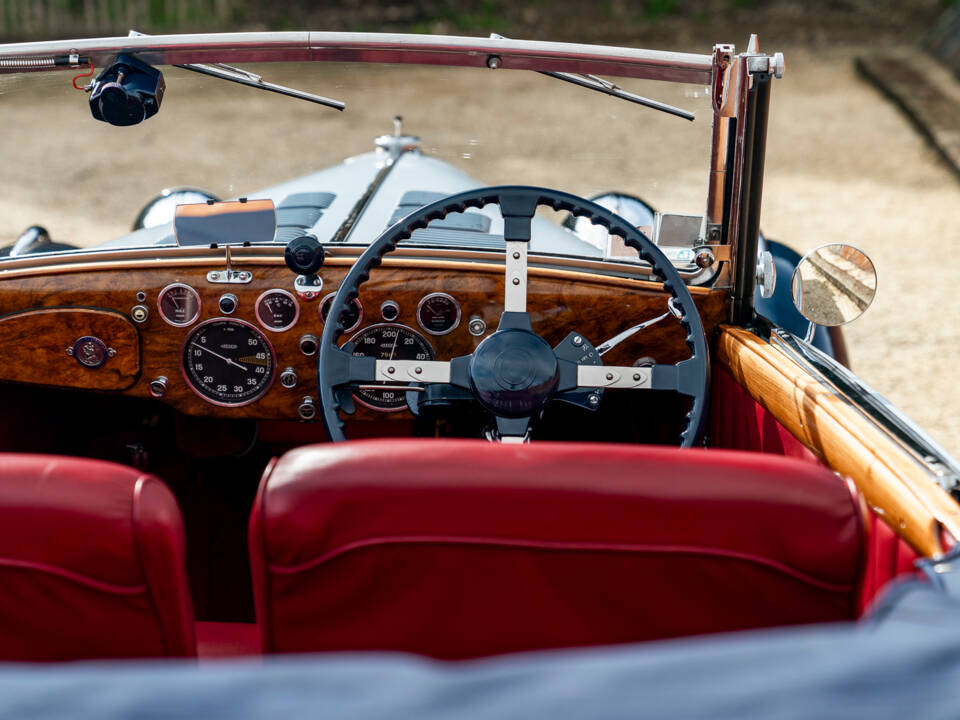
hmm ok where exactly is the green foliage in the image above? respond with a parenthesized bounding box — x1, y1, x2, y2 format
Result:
(644, 0, 679, 19)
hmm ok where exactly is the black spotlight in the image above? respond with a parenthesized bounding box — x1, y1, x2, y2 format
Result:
(88, 54, 165, 127)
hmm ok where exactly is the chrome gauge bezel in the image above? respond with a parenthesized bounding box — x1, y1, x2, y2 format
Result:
(180, 317, 276, 408)
(157, 282, 202, 327)
(346, 322, 435, 413)
(254, 288, 300, 332)
(416, 291, 461, 336)
(319, 291, 364, 334)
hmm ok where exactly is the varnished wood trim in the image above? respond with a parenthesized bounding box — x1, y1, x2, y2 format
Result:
(717, 325, 960, 557)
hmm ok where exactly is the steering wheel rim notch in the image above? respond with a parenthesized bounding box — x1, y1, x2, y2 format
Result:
(318, 186, 710, 446)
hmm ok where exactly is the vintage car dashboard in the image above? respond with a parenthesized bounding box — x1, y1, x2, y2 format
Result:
(0, 245, 728, 424)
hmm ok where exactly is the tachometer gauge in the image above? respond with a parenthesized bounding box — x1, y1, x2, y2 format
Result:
(417, 292, 461, 335)
(158, 283, 201, 327)
(181, 318, 275, 407)
(347, 323, 435, 412)
(255, 289, 299, 332)
(319, 291, 363, 333)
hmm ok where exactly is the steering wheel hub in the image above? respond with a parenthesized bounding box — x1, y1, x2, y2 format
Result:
(470, 329, 559, 417)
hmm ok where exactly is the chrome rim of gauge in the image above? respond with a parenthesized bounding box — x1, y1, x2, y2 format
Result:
(157, 282, 201, 327)
(347, 323, 435, 412)
(319, 291, 364, 334)
(181, 318, 276, 407)
(255, 288, 300, 332)
(416, 292, 461, 336)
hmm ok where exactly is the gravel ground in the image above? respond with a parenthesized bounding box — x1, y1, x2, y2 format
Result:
(1, 41, 959, 455)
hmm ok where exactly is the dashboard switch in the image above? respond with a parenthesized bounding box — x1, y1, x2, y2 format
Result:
(380, 300, 400, 321)
(298, 396, 317, 421)
(299, 334, 318, 356)
(218, 293, 238, 314)
(149, 376, 168, 398)
(280, 367, 298, 389)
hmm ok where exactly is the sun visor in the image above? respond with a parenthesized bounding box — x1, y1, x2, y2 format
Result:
(174, 199, 277, 246)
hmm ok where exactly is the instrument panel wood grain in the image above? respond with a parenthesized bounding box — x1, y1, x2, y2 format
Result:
(0, 259, 729, 420)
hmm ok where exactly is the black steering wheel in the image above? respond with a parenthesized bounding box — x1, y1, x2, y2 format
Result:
(318, 186, 709, 445)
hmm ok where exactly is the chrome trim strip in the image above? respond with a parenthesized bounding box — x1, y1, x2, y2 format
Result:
(0, 32, 713, 83)
(0, 244, 712, 284)
(770, 327, 960, 497)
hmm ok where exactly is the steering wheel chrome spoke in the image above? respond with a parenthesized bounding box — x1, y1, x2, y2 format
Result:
(504, 240, 528, 313)
(376, 359, 451, 384)
(576, 364, 653, 389)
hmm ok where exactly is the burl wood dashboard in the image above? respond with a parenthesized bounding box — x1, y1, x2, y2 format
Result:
(0, 246, 728, 422)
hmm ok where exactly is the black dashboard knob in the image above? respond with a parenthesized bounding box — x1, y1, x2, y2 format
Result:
(284, 235, 325, 275)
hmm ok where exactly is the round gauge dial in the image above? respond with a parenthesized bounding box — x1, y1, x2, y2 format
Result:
(181, 318, 275, 407)
(417, 292, 461, 335)
(255, 289, 300, 332)
(320, 292, 363, 333)
(347, 323, 435, 412)
(158, 283, 201, 327)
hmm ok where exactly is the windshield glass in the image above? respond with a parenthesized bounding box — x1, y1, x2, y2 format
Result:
(0, 60, 712, 257)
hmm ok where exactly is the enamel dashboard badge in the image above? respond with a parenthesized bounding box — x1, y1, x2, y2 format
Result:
(67, 336, 116, 369)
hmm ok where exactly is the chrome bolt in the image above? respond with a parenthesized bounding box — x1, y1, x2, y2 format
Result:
(633, 373, 641, 381)
(512, 277, 520, 285)
(107, 348, 117, 358)
(65, 347, 74, 356)
(487, 54, 502, 69)
(588, 393, 600, 406)
(512, 251, 520, 259)
(605, 372, 614, 381)
(415, 367, 422, 374)
(387, 366, 396, 374)
(572, 335, 583, 346)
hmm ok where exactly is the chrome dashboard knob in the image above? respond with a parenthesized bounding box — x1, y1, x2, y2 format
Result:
(280, 367, 298, 389)
(149, 376, 168, 398)
(298, 396, 316, 421)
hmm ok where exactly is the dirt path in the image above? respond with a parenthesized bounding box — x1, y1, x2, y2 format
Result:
(2, 44, 959, 455)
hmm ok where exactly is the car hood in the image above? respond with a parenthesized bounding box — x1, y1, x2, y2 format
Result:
(103, 148, 601, 258)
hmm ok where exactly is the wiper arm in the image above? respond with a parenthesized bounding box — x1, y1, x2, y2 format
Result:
(490, 34, 693, 121)
(128, 30, 345, 111)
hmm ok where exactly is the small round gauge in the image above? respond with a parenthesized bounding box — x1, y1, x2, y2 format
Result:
(181, 318, 276, 407)
(347, 323, 435, 412)
(417, 292, 461, 335)
(255, 289, 300, 332)
(158, 283, 201, 327)
(319, 291, 363, 333)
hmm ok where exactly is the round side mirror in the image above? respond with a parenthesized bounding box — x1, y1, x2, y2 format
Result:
(791, 244, 876, 327)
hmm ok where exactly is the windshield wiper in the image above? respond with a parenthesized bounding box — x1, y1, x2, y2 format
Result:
(490, 34, 693, 121)
(128, 31, 345, 111)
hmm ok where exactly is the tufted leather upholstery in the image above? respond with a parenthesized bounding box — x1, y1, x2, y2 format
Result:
(0, 455, 196, 661)
(250, 439, 867, 659)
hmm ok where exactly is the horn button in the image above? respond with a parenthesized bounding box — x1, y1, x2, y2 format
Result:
(470, 329, 560, 417)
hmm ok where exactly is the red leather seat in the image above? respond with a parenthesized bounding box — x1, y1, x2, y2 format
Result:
(249, 440, 867, 659)
(0, 455, 196, 661)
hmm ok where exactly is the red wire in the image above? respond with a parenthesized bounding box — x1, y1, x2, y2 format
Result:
(72, 60, 94, 90)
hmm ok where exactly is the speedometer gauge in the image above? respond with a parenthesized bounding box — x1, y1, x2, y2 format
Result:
(348, 324, 435, 411)
(181, 318, 275, 407)
(255, 289, 299, 332)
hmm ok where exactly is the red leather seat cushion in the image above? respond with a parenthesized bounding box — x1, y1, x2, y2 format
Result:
(0, 455, 195, 661)
(195, 622, 261, 658)
(250, 440, 866, 659)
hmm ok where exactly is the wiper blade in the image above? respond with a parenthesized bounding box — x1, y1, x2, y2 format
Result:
(490, 33, 693, 121)
(128, 30, 344, 111)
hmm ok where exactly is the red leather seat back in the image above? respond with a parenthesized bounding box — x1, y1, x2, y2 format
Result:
(250, 440, 866, 659)
(0, 455, 195, 661)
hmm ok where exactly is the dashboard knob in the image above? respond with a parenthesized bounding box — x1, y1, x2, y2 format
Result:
(299, 334, 318, 356)
(218, 293, 238, 314)
(284, 235, 325, 275)
(280, 367, 298, 389)
(149, 376, 168, 398)
(298, 396, 317, 421)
